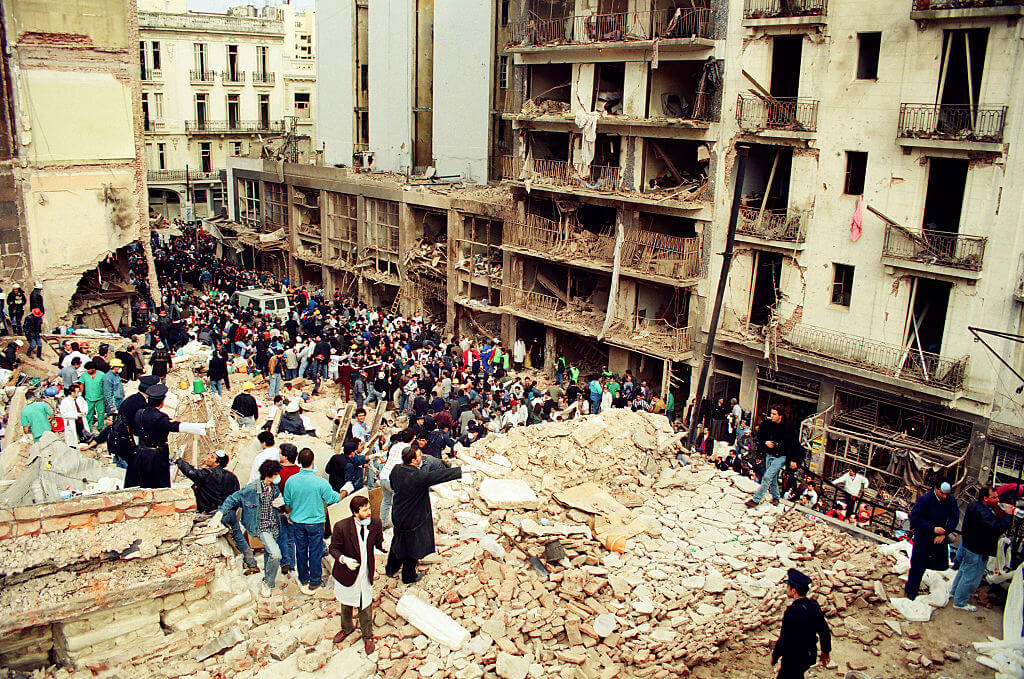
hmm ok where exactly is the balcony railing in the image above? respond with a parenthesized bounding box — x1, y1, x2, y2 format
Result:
(221, 70, 246, 84)
(743, 0, 828, 19)
(252, 71, 275, 85)
(503, 217, 567, 253)
(620, 229, 702, 279)
(147, 169, 221, 183)
(737, 94, 818, 133)
(612, 314, 694, 355)
(881, 225, 986, 271)
(185, 120, 285, 133)
(523, 157, 622, 191)
(141, 68, 158, 81)
(783, 323, 969, 391)
(501, 285, 565, 314)
(897, 103, 1007, 144)
(508, 8, 711, 46)
(913, 0, 1024, 9)
(738, 207, 807, 243)
(190, 69, 216, 83)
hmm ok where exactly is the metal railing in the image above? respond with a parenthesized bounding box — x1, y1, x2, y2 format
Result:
(503, 217, 565, 252)
(897, 104, 1007, 143)
(185, 120, 285, 133)
(190, 69, 216, 83)
(221, 70, 246, 84)
(914, 0, 1024, 9)
(138, 11, 284, 35)
(783, 323, 969, 390)
(501, 285, 564, 314)
(881, 225, 986, 271)
(620, 229, 702, 280)
(508, 8, 711, 46)
(252, 71, 276, 85)
(147, 169, 221, 183)
(531, 158, 622, 191)
(737, 207, 807, 242)
(743, 0, 827, 18)
(737, 94, 818, 132)
(141, 67, 157, 81)
(627, 314, 694, 354)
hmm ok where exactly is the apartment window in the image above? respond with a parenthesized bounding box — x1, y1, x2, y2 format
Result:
(151, 92, 164, 121)
(156, 142, 166, 170)
(151, 41, 161, 70)
(141, 93, 151, 131)
(232, 141, 243, 156)
(227, 94, 240, 128)
(140, 41, 160, 78)
(239, 179, 261, 228)
(294, 92, 311, 118)
(256, 45, 269, 74)
(265, 182, 288, 229)
(194, 43, 208, 72)
(199, 142, 212, 173)
(195, 93, 208, 127)
(498, 56, 509, 90)
(360, 64, 368, 95)
(843, 151, 868, 195)
(831, 264, 854, 308)
(501, 0, 510, 25)
(856, 33, 881, 80)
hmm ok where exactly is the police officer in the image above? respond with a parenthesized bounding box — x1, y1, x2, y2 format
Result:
(126, 383, 211, 488)
(771, 568, 831, 679)
(108, 375, 159, 468)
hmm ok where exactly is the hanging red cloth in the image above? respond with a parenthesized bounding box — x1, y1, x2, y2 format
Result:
(850, 195, 864, 242)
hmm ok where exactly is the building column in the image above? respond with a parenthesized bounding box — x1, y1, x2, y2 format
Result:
(544, 326, 557, 373)
(661, 359, 672, 400)
(445, 209, 460, 337)
(398, 202, 414, 317)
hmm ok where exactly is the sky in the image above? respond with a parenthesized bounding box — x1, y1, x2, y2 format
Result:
(188, 0, 314, 11)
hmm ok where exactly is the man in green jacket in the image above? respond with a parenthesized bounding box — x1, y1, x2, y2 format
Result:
(78, 360, 106, 431)
(283, 447, 341, 593)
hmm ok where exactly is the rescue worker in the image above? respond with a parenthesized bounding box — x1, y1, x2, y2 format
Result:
(771, 568, 831, 679)
(108, 375, 159, 468)
(6, 283, 25, 335)
(126, 383, 211, 488)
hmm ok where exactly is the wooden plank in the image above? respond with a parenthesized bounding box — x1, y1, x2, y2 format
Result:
(536, 271, 570, 304)
(648, 139, 685, 185)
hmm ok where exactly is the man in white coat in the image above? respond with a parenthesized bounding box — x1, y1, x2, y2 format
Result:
(328, 495, 385, 654)
(512, 338, 527, 371)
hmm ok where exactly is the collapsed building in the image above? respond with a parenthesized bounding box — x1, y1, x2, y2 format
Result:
(0, 0, 158, 327)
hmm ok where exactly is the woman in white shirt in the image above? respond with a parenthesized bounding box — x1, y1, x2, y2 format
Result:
(59, 382, 90, 448)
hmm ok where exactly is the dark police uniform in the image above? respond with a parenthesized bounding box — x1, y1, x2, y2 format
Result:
(772, 569, 831, 679)
(109, 376, 159, 469)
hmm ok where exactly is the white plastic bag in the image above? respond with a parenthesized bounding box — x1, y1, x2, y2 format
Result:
(396, 594, 471, 650)
(889, 596, 934, 622)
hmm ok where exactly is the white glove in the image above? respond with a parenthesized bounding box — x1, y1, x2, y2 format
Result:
(342, 556, 359, 569)
(208, 511, 223, 529)
(340, 482, 354, 496)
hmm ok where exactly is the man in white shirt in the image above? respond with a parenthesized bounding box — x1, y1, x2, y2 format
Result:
(832, 469, 869, 521)
(248, 430, 281, 485)
(512, 338, 527, 371)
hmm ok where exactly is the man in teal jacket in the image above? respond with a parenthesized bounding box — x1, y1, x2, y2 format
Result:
(283, 447, 341, 593)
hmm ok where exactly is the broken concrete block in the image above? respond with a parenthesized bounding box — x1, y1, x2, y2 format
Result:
(196, 626, 243, 662)
(396, 594, 471, 651)
(479, 478, 539, 510)
(496, 651, 530, 679)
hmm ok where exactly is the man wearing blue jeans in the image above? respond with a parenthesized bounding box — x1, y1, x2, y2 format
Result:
(951, 486, 1013, 612)
(220, 459, 285, 593)
(283, 447, 341, 594)
(746, 407, 801, 508)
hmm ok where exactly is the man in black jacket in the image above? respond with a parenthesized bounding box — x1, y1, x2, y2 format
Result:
(173, 450, 240, 514)
(746, 407, 803, 508)
(950, 485, 1013, 611)
(231, 382, 259, 427)
(905, 481, 959, 600)
(6, 284, 25, 335)
(772, 568, 831, 678)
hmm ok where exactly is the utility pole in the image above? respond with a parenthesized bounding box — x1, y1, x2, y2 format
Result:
(687, 144, 750, 448)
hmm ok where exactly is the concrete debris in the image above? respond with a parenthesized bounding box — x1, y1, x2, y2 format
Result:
(196, 626, 244, 662)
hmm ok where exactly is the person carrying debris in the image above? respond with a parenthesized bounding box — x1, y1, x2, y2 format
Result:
(949, 485, 1014, 611)
(771, 568, 831, 678)
(173, 449, 240, 515)
(126, 383, 212, 488)
(103, 359, 125, 415)
(904, 481, 959, 600)
(385, 445, 462, 584)
(231, 381, 259, 428)
(329, 494, 385, 654)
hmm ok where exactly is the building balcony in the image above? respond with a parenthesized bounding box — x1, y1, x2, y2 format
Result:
(736, 207, 807, 247)
(147, 169, 221, 183)
(499, 284, 604, 333)
(500, 155, 622, 191)
(897, 103, 1007, 151)
(185, 120, 285, 134)
(252, 72, 275, 86)
(141, 68, 160, 82)
(139, 11, 284, 36)
(736, 94, 818, 136)
(606, 313, 694, 359)
(507, 7, 713, 49)
(782, 323, 969, 392)
(911, 0, 1024, 21)
(880, 224, 986, 278)
(190, 69, 216, 84)
(221, 70, 246, 84)
(743, 0, 827, 24)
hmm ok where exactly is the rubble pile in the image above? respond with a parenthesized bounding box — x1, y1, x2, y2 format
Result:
(372, 410, 899, 678)
(519, 98, 570, 117)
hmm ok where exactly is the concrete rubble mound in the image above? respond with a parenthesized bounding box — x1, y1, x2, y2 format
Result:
(373, 409, 898, 678)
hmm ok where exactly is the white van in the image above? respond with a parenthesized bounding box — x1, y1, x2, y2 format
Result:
(231, 288, 291, 320)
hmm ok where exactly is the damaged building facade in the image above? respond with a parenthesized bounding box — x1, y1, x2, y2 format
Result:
(226, 0, 1024, 497)
(139, 0, 317, 219)
(0, 0, 154, 326)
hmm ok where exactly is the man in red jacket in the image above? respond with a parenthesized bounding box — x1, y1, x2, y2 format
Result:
(329, 495, 385, 654)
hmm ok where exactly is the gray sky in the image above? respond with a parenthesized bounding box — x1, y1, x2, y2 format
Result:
(188, 0, 314, 11)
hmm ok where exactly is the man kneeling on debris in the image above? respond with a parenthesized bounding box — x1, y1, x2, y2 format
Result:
(219, 458, 285, 595)
(329, 495, 385, 654)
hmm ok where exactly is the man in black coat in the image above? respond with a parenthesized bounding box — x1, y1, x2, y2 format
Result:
(127, 383, 211, 488)
(772, 568, 831, 678)
(905, 481, 960, 600)
(108, 375, 159, 468)
(173, 449, 240, 514)
(385, 445, 462, 584)
(951, 485, 1014, 611)
(747, 407, 803, 508)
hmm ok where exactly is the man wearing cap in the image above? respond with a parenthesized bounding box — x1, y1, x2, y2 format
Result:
(23, 308, 43, 359)
(231, 382, 259, 427)
(772, 568, 831, 678)
(78, 360, 107, 432)
(108, 375, 159, 468)
(29, 283, 43, 317)
(905, 481, 960, 600)
(126, 383, 212, 488)
(6, 283, 25, 335)
(103, 359, 126, 415)
(173, 449, 240, 514)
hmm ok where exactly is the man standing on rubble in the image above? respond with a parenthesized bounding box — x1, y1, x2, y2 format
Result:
(771, 568, 831, 678)
(174, 449, 240, 514)
(102, 359, 125, 416)
(950, 485, 1014, 612)
(127, 383, 212, 488)
(386, 445, 462, 584)
(329, 495, 385, 654)
(78, 360, 107, 431)
(746, 407, 803, 508)
(6, 283, 25, 335)
(905, 481, 959, 600)
(108, 375, 159, 468)
(283, 447, 342, 594)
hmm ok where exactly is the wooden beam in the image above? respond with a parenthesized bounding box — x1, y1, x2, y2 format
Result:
(536, 271, 570, 304)
(648, 139, 685, 185)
